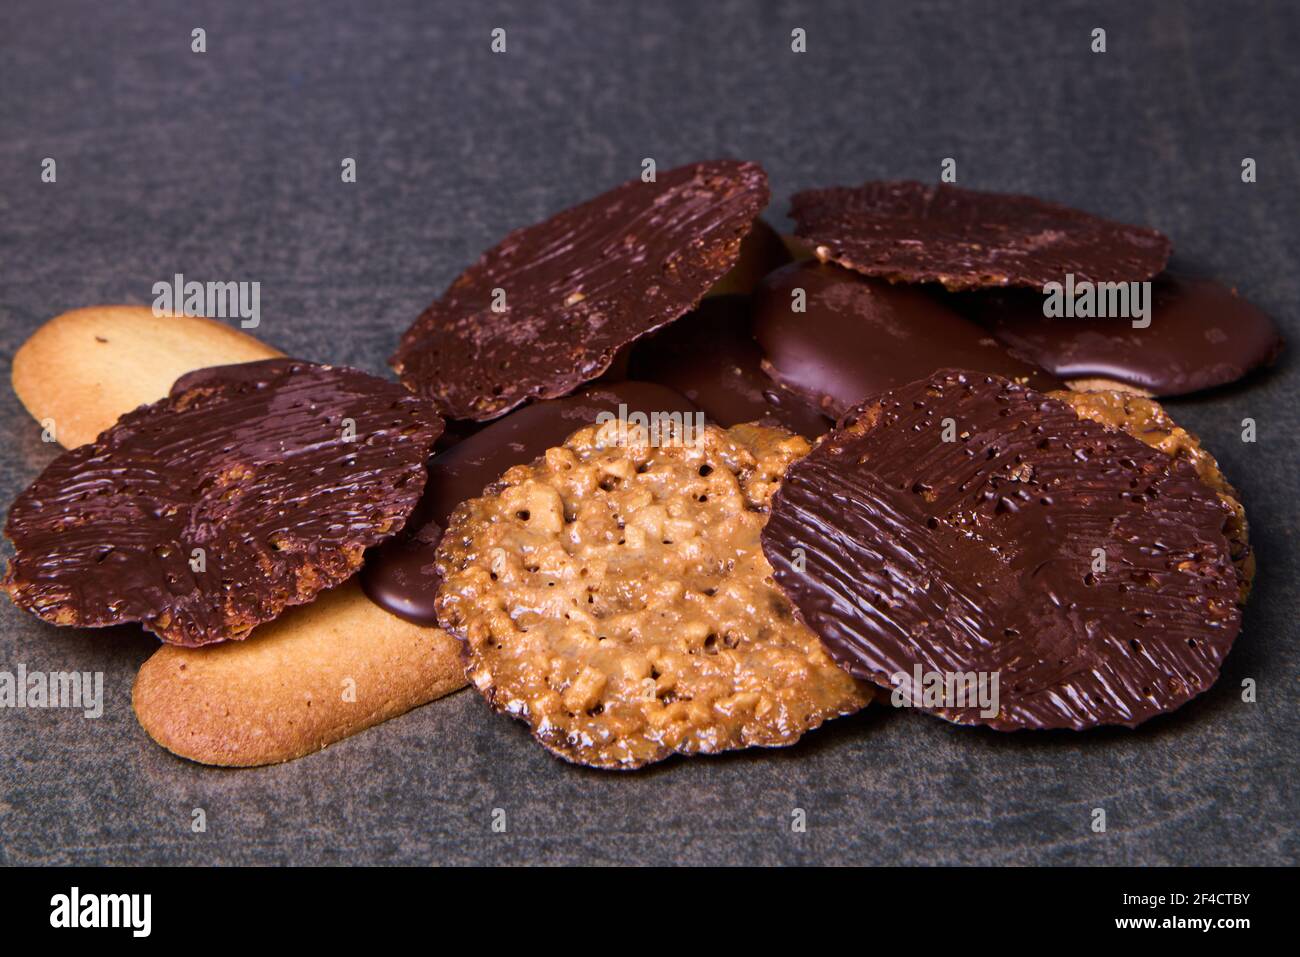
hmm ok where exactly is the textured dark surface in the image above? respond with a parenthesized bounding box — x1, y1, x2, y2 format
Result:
(392, 159, 768, 420)
(4, 359, 440, 645)
(789, 180, 1172, 289)
(0, 0, 1296, 864)
(762, 371, 1242, 730)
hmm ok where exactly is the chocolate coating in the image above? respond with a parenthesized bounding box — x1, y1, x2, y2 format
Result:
(752, 261, 1060, 416)
(791, 181, 1172, 290)
(3, 359, 443, 646)
(762, 370, 1241, 730)
(391, 160, 769, 420)
(705, 218, 792, 298)
(968, 275, 1284, 396)
(361, 381, 701, 625)
(628, 296, 832, 438)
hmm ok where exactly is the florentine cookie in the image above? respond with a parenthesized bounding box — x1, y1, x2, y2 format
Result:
(1054, 389, 1252, 599)
(435, 420, 871, 769)
(790, 181, 1171, 290)
(4, 359, 442, 645)
(363, 381, 703, 626)
(132, 578, 464, 766)
(762, 370, 1241, 731)
(12, 305, 282, 449)
(391, 159, 769, 420)
(965, 275, 1284, 396)
(751, 261, 1060, 416)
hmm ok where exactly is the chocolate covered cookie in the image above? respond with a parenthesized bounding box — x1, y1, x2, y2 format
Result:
(392, 160, 769, 420)
(4, 359, 443, 646)
(1054, 389, 1252, 600)
(435, 420, 871, 769)
(967, 275, 1284, 396)
(628, 296, 832, 437)
(762, 370, 1241, 731)
(705, 218, 792, 298)
(790, 181, 1171, 290)
(752, 261, 1060, 416)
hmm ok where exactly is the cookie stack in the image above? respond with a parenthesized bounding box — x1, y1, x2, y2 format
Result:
(3, 161, 1281, 768)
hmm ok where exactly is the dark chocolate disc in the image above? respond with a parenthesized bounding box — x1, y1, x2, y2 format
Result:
(761, 370, 1241, 730)
(361, 381, 701, 625)
(790, 181, 1171, 290)
(752, 261, 1060, 416)
(628, 296, 832, 438)
(391, 160, 769, 420)
(964, 275, 1284, 396)
(3, 359, 443, 646)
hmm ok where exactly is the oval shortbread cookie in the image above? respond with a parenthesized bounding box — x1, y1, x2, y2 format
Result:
(133, 579, 464, 766)
(435, 419, 872, 770)
(12, 305, 282, 449)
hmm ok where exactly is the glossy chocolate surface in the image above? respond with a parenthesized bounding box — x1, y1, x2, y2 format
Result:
(762, 370, 1241, 730)
(628, 296, 832, 437)
(362, 381, 701, 625)
(752, 261, 1060, 416)
(970, 274, 1284, 395)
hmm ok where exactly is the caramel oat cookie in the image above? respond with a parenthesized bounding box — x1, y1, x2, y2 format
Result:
(4, 359, 442, 645)
(435, 420, 871, 769)
(1054, 389, 1252, 600)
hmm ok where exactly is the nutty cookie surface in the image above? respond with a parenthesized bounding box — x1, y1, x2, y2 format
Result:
(1054, 389, 1252, 599)
(435, 420, 870, 769)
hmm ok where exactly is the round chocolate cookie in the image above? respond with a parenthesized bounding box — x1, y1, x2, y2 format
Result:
(966, 275, 1284, 396)
(3, 359, 443, 646)
(761, 370, 1241, 731)
(752, 261, 1060, 416)
(435, 421, 871, 769)
(790, 181, 1171, 290)
(628, 296, 832, 438)
(391, 159, 770, 420)
(362, 381, 702, 625)
(1054, 389, 1252, 601)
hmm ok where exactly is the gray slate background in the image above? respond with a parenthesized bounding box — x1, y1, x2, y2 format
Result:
(1, 0, 1296, 865)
